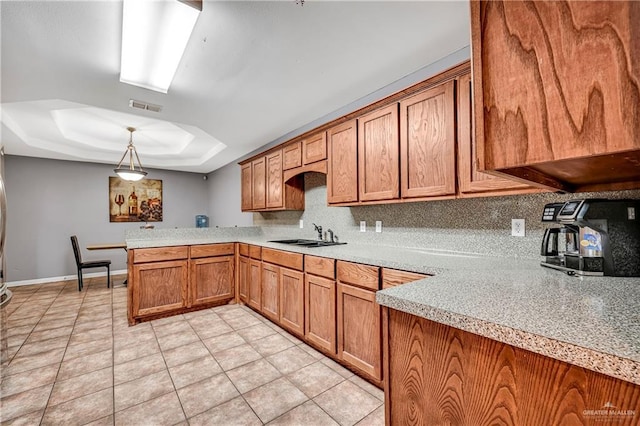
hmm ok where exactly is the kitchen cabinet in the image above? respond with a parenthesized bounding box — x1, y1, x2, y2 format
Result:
(266, 150, 283, 209)
(381, 268, 428, 289)
(384, 308, 640, 425)
(283, 142, 302, 171)
(241, 163, 252, 211)
(470, 1, 640, 193)
(248, 247, 262, 312)
(336, 261, 382, 383)
(238, 255, 249, 304)
(251, 157, 266, 210)
(456, 72, 537, 197)
(399, 81, 456, 199)
(358, 104, 399, 202)
(327, 119, 358, 204)
(305, 255, 337, 354)
(279, 267, 304, 337)
(302, 132, 327, 165)
(189, 243, 235, 307)
(261, 263, 280, 323)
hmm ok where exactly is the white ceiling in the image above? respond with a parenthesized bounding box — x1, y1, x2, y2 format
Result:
(0, 0, 471, 174)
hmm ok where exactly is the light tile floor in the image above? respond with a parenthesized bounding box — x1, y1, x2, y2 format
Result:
(0, 275, 385, 425)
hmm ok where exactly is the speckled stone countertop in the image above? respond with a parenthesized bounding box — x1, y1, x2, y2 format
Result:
(125, 228, 640, 385)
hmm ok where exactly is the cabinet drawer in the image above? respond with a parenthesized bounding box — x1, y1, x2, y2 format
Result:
(303, 132, 327, 165)
(190, 243, 235, 259)
(133, 246, 189, 264)
(337, 261, 379, 291)
(382, 268, 428, 289)
(249, 245, 262, 259)
(262, 248, 304, 271)
(283, 142, 302, 170)
(305, 255, 335, 279)
(239, 243, 249, 257)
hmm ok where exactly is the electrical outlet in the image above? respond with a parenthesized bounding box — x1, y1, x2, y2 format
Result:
(511, 219, 525, 237)
(360, 221, 366, 232)
(375, 220, 382, 233)
(299, 219, 304, 229)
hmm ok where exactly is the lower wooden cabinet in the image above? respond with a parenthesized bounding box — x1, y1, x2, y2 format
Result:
(131, 260, 188, 319)
(305, 273, 337, 354)
(189, 255, 234, 307)
(279, 268, 304, 337)
(261, 263, 280, 322)
(337, 282, 382, 382)
(248, 259, 262, 312)
(238, 255, 250, 303)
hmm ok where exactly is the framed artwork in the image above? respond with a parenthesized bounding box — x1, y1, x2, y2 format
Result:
(109, 177, 163, 222)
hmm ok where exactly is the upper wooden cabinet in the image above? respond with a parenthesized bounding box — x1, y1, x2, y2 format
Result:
(251, 157, 266, 210)
(471, 0, 640, 192)
(241, 163, 252, 211)
(283, 142, 302, 171)
(266, 150, 284, 209)
(400, 82, 456, 199)
(456, 72, 536, 197)
(327, 119, 358, 204)
(358, 104, 400, 201)
(302, 132, 327, 165)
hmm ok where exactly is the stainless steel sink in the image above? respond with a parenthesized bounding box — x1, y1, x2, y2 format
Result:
(268, 239, 346, 248)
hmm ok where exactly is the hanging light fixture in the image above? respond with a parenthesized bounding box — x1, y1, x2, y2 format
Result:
(114, 127, 147, 181)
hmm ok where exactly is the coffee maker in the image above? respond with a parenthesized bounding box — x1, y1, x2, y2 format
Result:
(540, 199, 640, 276)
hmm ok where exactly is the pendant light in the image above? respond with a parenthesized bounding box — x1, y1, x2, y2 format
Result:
(114, 127, 147, 181)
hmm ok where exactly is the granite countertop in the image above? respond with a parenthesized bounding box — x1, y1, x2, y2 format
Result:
(125, 230, 640, 385)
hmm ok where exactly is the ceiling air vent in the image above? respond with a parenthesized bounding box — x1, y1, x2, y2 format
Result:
(129, 99, 163, 113)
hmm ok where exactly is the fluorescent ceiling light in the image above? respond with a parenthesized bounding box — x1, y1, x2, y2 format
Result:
(120, 0, 201, 93)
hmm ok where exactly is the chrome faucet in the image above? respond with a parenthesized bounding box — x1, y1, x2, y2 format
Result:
(313, 223, 323, 240)
(326, 229, 334, 243)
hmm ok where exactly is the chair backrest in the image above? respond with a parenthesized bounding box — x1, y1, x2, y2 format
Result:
(70, 235, 82, 266)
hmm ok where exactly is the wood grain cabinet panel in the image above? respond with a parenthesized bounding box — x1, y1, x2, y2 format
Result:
(400, 81, 456, 198)
(302, 132, 327, 165)
(385, 308, 640, 425)
(305, 273, 337, 354)
(358, 104, 400, 201)
(190, 243, 235, 259)
(261, 263, 280, 322)
(248, 259, 262, 312)
(305, 255, 335, 280)
(279, 268, 304, 337)
(251, 157, 266, 210)
(471, 1, 640, 192)
(381, 268, 428, 290)
(456, 72, 536, 196)
(327, 119, 358, 204)
(189, 255, 234, 307)
(133, 246, 188, 264)
(266, 150, 284, 209)
(337, 282, 381, 381)
(239, 243, 249, 257)
(337, 260, 379, 291)
(262, 248, 303, 271)
(238, 255, 250, 303)
(283, 142, 302, 170)
(131, 260, 188, 318)
(241, 163, 253, 211)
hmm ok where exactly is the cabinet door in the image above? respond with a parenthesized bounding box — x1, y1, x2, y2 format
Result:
(190, 256, 235, 307)
(327, 119, 358, 204)
(457, 72, 531, 195)
(305, 274, 336, 354)
(400, 81, 456, 198)
(279, 268, 304, 337)
(303, 132, 327, 165)
(358, 104, 399, 201)
(238, 256, 250, 303)
(132, 260, 188, 318)
(241, 163, 253, 211)
(266, 150, 283, 209)
(261, 263, 280, 323)
(252, 157, 266, 210)
(283, 142, 302, 170)
(337, 282, 381, 381)
(248, 259, 262, 312)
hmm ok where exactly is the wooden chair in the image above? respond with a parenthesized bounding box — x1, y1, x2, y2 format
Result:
(70, 236, 111, 291)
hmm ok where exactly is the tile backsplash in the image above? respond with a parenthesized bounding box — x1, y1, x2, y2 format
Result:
(254, 173, 640, 259)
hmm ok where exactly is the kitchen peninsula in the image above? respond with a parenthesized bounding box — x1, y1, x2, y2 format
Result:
(125, 227, 640, 422)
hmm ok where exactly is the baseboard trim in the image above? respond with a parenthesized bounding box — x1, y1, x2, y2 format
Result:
(7, 269, 128, 287)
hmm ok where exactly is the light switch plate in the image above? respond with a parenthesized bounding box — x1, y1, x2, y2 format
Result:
(375, 220, 382, 233)
(360, 221, 366, 232)
(299, 219, 304, 229)
(511, 219, 525, 237)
